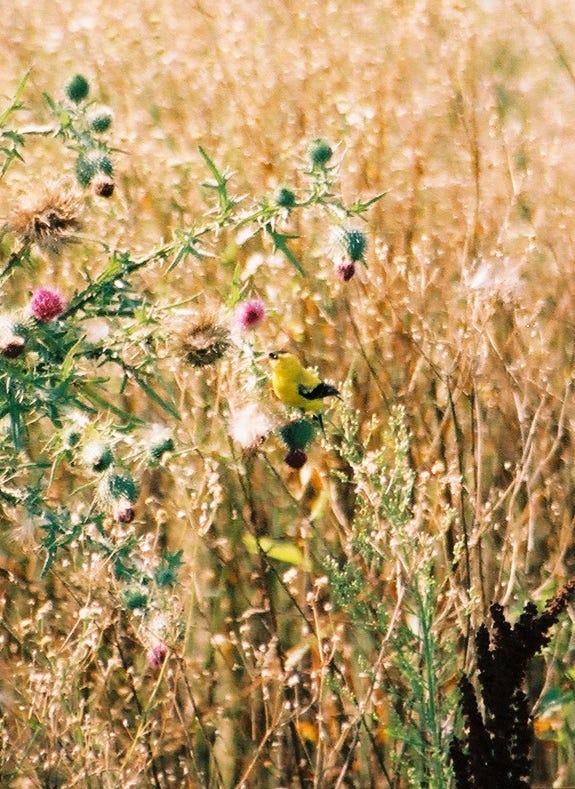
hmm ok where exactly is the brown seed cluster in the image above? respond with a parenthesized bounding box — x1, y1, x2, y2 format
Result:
(178, 319, 231, 367)
(7, 183, 83, 253)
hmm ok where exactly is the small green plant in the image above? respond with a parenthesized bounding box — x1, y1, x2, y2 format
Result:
(324, 404, 457, 787)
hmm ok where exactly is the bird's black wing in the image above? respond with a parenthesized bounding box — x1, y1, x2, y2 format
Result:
(298, 382, 340, 400)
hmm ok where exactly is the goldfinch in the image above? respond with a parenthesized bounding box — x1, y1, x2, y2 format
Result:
(267, 351, 340, 426)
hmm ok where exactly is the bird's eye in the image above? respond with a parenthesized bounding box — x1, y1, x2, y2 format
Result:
(268, 352, 278, 360)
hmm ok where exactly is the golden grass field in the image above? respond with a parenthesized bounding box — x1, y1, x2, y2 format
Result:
(3, 0, 575, 786)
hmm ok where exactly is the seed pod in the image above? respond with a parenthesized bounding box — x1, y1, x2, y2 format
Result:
(285, 448, 307, 469)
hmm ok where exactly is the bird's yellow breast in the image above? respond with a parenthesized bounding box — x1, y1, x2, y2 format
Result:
(269, 352, 324, 413)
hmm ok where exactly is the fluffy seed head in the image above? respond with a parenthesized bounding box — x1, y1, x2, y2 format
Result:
(30, 287, 66, 322)
(0, 315, 25, 359)
(81, 440, 113, 472)
(235, 299, 266, 331)
(144, 424, 174, 462)
(178, 319, 231, 367)
(229, 403, 274, 451)
(0, 334, 25, 359)
(8, 183, 83, 253)
(113, 498, 136, 524)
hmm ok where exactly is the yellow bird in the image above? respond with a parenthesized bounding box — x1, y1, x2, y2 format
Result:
(267, 350, 340, 426)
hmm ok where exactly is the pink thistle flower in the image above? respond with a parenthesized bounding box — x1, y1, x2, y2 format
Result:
(113, 498, 136, 524)
(147, 642, 168, 669)
(235, 299, 266, 330)
(335, 259, 356, 282)
(30, 288, 66, 322)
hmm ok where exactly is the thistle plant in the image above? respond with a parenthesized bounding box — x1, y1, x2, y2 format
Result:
(0, 75, 384, 630)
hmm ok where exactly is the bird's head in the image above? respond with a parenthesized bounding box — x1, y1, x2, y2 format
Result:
(266, 350, 300, 373)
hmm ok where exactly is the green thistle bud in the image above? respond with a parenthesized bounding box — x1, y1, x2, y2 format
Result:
(343, 229, 367, 262)
(75, 150, 113, 187)
(276, 187, 296, 209)
(88, 106, 113, 133)
(66, 74, 90, 104)
(279, 419, 316, 451)
(309, 138, 333, 167)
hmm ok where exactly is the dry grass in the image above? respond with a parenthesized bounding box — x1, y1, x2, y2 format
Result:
(3, 0, 575, 786)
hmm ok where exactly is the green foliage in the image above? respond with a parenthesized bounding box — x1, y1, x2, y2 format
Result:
(326, 405, 456, 787)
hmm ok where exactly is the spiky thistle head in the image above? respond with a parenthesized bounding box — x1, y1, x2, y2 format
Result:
(87, 105, 113, 133)
(309, 138, 333, 167)
(275, 187, 296, 209)
(98, 469, 139, 523)
(75, 150, 113, 188)
(65, 74, 89, 103)
(7, 182, 83, 254)
(177, 318, 231, 368)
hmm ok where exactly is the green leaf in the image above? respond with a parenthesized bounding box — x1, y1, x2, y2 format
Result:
(0, 70, 30, 127)
(155, 549, 184, 587)
(225, 263, 246, 308)
(243, 534, 310, 569)
(80, 383, 146, 424)
(131, 373, 180, 420)
(265, 225, 305, 275)
(348, 191, 389, 215)
(198, 145, 228, 187)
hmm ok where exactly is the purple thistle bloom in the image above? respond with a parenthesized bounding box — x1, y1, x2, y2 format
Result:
(113, 498, 136, 524)
(235, 299, 266, 330)
(335, 259, 356, 282)
(30, 288, 66, 322)
(147, 642, 168, 669)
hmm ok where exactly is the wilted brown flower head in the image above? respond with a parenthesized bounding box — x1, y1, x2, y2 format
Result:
(7, 182, 83, 253)
(92, 173, 115, 198)
(178, 318, 231, 367)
